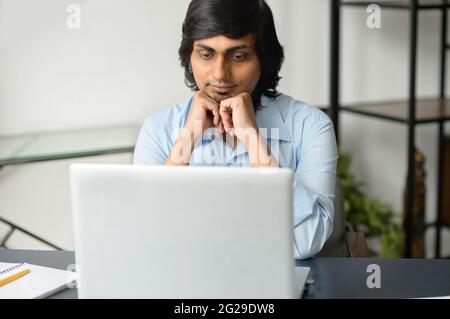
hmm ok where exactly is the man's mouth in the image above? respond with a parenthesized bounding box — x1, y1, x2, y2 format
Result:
(210, 85, 237, 94)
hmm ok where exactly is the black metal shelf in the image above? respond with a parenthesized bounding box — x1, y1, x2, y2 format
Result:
(341, 99, 450, 124)
(426, 222, 450, 228)
(330, 0, 448, 258)
(341, 0, 450, 10)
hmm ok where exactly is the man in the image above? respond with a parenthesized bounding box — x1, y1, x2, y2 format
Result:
(134, 0, 338, 259)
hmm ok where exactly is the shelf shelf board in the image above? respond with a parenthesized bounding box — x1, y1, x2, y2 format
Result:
(340, 0, 450, 10)
(426, 222, 450, 228)
(0, 124, 141, 166)
(341, 98, 450, 124)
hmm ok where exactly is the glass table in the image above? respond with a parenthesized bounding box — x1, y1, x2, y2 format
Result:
(0, 124, 142, 250)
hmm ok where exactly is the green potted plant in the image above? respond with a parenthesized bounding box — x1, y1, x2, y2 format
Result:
(337, 149, 404, 258)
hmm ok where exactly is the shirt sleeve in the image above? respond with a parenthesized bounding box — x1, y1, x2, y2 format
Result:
(133, 118, 168, 166)
(292, 117, 338, 259)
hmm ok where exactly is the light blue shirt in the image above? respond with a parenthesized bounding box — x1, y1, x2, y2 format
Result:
(133, 93, 338, 259)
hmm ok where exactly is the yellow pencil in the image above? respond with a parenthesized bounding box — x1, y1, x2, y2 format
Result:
(0, 268, 31, 287)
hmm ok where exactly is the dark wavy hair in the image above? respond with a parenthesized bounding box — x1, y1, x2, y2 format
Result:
(178, 0, 284, 108)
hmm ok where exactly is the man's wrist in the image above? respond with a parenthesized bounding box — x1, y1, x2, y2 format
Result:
(244, 130, 279, 168)
(165, 130, 196, 166)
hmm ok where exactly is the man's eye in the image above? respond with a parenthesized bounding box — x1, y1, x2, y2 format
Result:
(230, 54, 247, 61)
(200, 52, 212, 59)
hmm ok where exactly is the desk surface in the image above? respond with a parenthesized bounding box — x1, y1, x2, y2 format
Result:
(1, 249, 450, 299)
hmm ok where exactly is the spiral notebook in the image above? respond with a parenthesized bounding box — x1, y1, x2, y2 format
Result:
(0, 262, 77, 299)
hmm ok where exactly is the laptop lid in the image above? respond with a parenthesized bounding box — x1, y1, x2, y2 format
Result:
(70, 164, 296, 298)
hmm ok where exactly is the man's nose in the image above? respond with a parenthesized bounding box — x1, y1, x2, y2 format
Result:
(212, 56, 231, 81)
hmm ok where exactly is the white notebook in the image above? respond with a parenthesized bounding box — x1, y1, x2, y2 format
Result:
(0, 262, 77, 299)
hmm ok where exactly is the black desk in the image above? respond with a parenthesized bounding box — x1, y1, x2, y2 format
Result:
(1, 249, 450, 299)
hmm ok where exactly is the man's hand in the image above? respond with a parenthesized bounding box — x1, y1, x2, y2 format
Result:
(219, 92, 279, 168)
(219, 92, 257, 140)
(184, 91, 224, 142)
(166, 91, 223, 166)
(166, 91, 278, 167)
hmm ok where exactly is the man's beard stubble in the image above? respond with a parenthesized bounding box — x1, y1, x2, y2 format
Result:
(202, 84, 261, 110)
(209, 92, 233, 104)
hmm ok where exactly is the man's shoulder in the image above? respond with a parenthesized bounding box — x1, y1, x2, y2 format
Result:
(142, 96, 193, 131)
(264, 93, 332, 124)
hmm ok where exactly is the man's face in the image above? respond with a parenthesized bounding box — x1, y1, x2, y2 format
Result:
(190, 34, 261, 103)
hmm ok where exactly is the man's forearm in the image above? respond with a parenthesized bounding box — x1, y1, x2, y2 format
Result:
(165, 128, 279, 167)
(243, 130, 279, 168)
(164, 132, 195, 166)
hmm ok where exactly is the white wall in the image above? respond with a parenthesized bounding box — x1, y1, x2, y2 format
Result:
(0, 0, 448, 256)
(0, 0, 192, 135)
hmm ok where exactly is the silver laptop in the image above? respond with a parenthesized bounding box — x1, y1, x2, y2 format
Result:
(70, 164, 309, 299)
